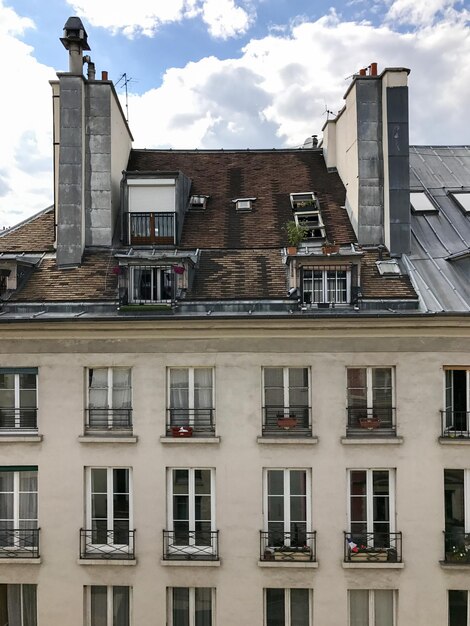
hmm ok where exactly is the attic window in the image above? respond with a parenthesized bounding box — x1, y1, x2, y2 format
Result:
(410, 191, 438, 213)
(449, 192, 470, 214)
(189, 195, 208, 210)
(233, 198, 256, 212)
(290, 192, 317, 210)
(294, 211, 326, 239)
(376, 260, 401, 276)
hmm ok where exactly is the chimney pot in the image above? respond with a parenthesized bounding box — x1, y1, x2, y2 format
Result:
(359, 68, 367, 76)
(101, 70, 108, 81)
(370, 62, 378, 76)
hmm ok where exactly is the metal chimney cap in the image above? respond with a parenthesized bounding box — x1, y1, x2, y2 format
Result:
(60, 16, 90, 51)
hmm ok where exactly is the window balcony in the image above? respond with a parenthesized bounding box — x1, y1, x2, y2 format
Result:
(0, 408, 37, 432)
(166, 408, 215, 437)
(124, 212, 175, 246)
(79, 528, 136, 560)
(346, 407, 396, 437)
(260, 530, 316, 562)
(262, 406, 312, 437)
(344, 531, 402, 563)
(444, 531, 470, 563)
(162, 530, 219, 561)
(441, 410, 470, 439)
(84, 408, 133, 433)
(0, 528, 40, 558)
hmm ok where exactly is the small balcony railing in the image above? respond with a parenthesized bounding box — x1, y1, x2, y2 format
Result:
(125, 212, 175, 245)
(162, 530, 219, 560)
(444, 531, 470, 563)
(0, 408, 37, 431)
(346, 407, 396, 436)
(262, 406, 312, 437)
(0, 529, 40, 558)
(344, 531, 402, 563)
(80, 528, 135, 560)
(85, 408, 133, 432)
(441, 411, 470, 438)
(260, 530, 316, 562)
(166, 408, 215, 437)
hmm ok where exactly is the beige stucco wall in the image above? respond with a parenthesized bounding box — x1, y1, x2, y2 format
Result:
(110, 89, 132, 234)
(0, 317, 469, 625)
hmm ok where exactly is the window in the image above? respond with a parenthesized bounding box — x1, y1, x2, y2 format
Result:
(0, 467, 38, 556)
(83, 468, 133, 558)
(410, 191, 438, 213)
(290, 192, 317, 210)
(294, 212, 325, 238)
(87, 368, 132, 431)
(87, 586, 131, 626)
(130, 266, 173, 303)
(347, 367, 394, 430)
(449, 192, 470, 214)
(302, 266, 350, 305)
(347, 470, 399, 561)
(262, 368, 310, 433)
(0, 368, 37, 431)
(349, 590, 395, 626)
(264, 469, 310, 548)
(165, 469, 217, 559)
(232, 198, 256, 212)
(444, 368, 470, 435)
(189, 195, 209, 210)
(444, 469, 470, 563)
(168, 368, 214, 435)
(168, 588, 214, 626)
(265, 588, 311, 626)
(449, 590, 469, 626)
(0, 584, 37, 626)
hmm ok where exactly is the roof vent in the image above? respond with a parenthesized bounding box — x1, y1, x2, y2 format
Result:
(233, 198, 256, 212)
(189, 195, 209, 211)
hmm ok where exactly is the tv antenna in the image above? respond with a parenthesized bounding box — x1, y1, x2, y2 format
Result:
(322, 103, 336, 121)
(116, 73, 136, 123)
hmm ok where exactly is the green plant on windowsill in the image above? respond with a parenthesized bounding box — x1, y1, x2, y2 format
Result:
(284, 221, 308, 248)
(446, 544, 470, 563)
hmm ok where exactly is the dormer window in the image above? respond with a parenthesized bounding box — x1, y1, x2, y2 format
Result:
(189, 195, 209, 211)
(130, 266, 173, 304)
(294, 212, 326, 239)
(302, 265, 351, 305)
(290, 192, 317, 210)
(233, 198, 256, 212)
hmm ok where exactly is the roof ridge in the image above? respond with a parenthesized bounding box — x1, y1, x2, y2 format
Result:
(0, 205, 54, 239)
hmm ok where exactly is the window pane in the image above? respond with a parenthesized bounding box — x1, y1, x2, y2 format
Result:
(268, 471, 284, 496)
(173, 470, 189, 495)
(349, 590, 369, 626)
(195, 470, 211, 495)
(290, 471, 306, 496)
(91, 469, 108, 494)
(290, 589, 309, 626)
(195, 588, 212, 626)
(374, 590, 394, 626)
(449, 590, 468, 626)
(22, 584, 37, 626)
(445, 470, 465, 531)
(266, 589, 284, 626)
(90, 586, 107, 626)
(113, 587, 130, 626)
(114, 470, 129, 494)
(173, 588, 189, 626)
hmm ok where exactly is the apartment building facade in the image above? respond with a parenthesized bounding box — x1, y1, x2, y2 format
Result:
(0, 17, 469, 626)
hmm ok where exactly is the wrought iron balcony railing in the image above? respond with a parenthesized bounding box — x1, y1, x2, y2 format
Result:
(262, 406, 312, 437)
(441, 411, 470, 438)
(124, 212, 176, 245)
(0, 408, 37, 431)
(79, 528, 135, 560)
(346, 407, 396, 435)
(0, 529, 40, 558)
(162, 530, 219, 560)
(344, 531, 402, 562)
(260, 530, 316, 562)
(444, 531, 470, 563)
(166, 408, 215, 437)
(85, 408, 133, 432)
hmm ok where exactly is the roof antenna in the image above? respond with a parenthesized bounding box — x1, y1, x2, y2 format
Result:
(115, 73, 136, 123)
(322, 103, 336, 121)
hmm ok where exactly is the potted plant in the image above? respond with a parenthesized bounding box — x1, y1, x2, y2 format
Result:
(171, 425, 193, 437)
(322, 240, 340, 255)
(359, 416, 381, 430)
(284, 221, 308, 254)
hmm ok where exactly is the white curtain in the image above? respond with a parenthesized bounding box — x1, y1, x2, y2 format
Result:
(22, 586, 37, 626)
(374, 590, 394, 626)
(113, 587, 130, 626)
(194, 369, 212, 409)
(349, 590, 369, 626)
(195, 588, 212, 626)
(6, 585, 22, 626)
(172, 588, 190, 626)
(112, 370, 132, 409)
(90, 586, 107, 626)
(89, 370, 108, 408)
(170, 370, 189, 410)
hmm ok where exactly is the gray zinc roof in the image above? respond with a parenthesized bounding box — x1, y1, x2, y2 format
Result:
(405, 146, 470, 312)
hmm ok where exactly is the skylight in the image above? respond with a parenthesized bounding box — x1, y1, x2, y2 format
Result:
(449, 192, 470, 214)
(410, 191, 438, 213)
(294, 211, 326, 239)
(376, 260, 401, 276)
(290, 192, 317, 210)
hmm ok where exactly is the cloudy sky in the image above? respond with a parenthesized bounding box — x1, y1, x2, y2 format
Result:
(0, 0, 469, 227)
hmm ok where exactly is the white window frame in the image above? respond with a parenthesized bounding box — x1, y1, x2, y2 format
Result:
(232, 197, 256, 212)
(448, 590, 470, 625)
(445, 468, 470, 534)
(262, 367, 310, 413)
(0, 469, 38, 551)
(85, 467, 133, 552)
(130, 265, 173, 303)
(168, 587, 215, 626)
(347, 367, 395, 417)
(348, 589, 396, 626)
(303, 267, 351, 304)
(0, 369, 37, 432)
(167, 468, 216, 554)
(449, 192, 470, 214)
(410, 190, 438, 213)
(168, 368, 214, 410)
(290, 192, 316, 210)
(86, 585, 132, 626)
(444, 368, 470, 431)
(264, 588, 312, 626)
(347, 469, 396, 543)
(263, 468, 311, 543)
(87, 367, 132, 429)
(294, 211, 326, 238)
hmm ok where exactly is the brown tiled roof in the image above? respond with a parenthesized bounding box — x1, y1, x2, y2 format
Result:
(361, 251, 417, 299)
(0, 208, 55, 253)
(127, 150, 354, 248)
(189, 249, 286, 299)
(10, 252, 118, 302)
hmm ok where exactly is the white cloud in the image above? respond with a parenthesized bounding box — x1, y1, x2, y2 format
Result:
(386, 0, 466, 25)
(66, 0, 253, 39)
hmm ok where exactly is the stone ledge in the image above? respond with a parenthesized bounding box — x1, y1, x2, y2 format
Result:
(258, 560, 318, 568)
(342, 562, 404, 569)
(160, 437, 220, 444)
(341, 437, 403, 445)
(439, 560, 470, 569)
(77, 559, 137, 566)
(439, 437, 470, 445)
(0, 435, 43, 443)
(0, 557, 41, 564)
(78, 436, 137, 443)
(257, 437, 318, 445)
(160, 559, 220, 567)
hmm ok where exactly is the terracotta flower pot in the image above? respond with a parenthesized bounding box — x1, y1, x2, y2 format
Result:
(171, 426, 193, 437)
(277, 417, 298, 430)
